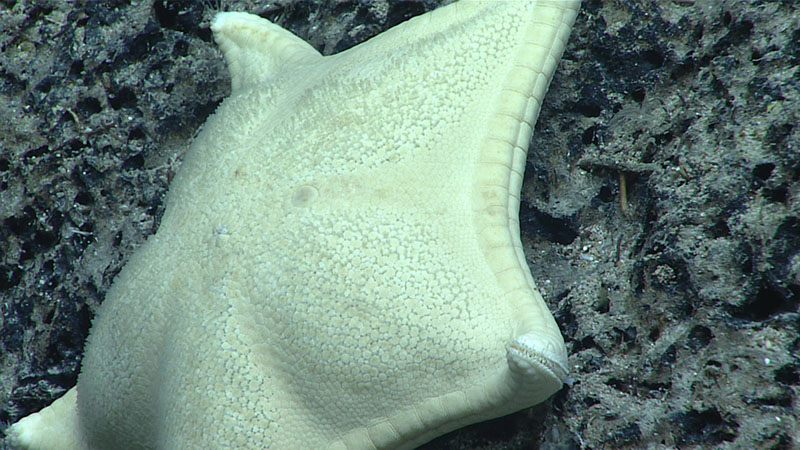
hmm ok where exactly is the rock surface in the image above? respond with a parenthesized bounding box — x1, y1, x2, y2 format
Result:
(1, 0, 797, 448)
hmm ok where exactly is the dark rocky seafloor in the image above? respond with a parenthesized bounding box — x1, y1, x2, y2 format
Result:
(1, 0, 797, 448)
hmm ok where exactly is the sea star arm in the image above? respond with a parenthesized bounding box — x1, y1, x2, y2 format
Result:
(5, 388, 83, 450)
(211, 12, 323, 93)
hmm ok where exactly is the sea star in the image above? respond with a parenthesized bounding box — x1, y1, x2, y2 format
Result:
(7, 1, 580, 448)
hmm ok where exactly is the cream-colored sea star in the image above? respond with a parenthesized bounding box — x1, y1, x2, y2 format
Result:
(7, 1, 579, 448)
